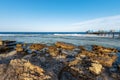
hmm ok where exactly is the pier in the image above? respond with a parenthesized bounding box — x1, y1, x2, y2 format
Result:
(87, 31, 120, 38)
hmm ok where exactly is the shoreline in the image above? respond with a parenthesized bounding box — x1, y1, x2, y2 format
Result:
(0, 40, 120, 80)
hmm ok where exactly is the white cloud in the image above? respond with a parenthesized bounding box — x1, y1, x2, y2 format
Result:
(72, 15, 120, 31)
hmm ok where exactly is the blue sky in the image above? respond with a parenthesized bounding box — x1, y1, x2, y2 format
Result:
(0, 0, 120, 32)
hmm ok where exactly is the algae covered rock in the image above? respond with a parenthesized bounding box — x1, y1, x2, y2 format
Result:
(16, 44, 24, 52)
(92, 45, 118, 53)
(78, 50, 117, 67)
(29, 43, 46, 51)
(55, 42, 75, 50)
(48, 46, 60, 57)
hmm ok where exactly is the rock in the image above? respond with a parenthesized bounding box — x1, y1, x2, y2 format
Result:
(92, 45, 118, 53)
(0, 64, 7, 75)
(62, 49, 79, 56)
(78, 50, 117, 67)
(0, 40, 16, 46)
(0, 40, 3, 46)
(48, 46, 60, 57)
(119, 65, 120, 70)
(89, 63, 102, 75)
(10, 59, 45, 75)
(97, 55, 117, 67)
(16, 44, 24, 52)
(39, 56, 46, 62)
(55, 42, 75, 50)
(0, 46, 14, 53)
(0, 59, 51, 80)
(68, 59, 79, 66)
(29, 43, 46, 51)
(45, 53, 50, 57)
(16, 47, 24, 52)
(78, 46, 86, 51)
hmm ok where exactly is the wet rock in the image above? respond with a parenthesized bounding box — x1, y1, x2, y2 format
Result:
(116, 47, 120, 52)
(78, 46, 86, 51)
(39, 56, 46, 62)
(119, 65, 120, 70)
(0, 46, 14, 53)
(0, 40, 16, 46)
(29, 43, 46, 51)
(109, 67, 117, 72)
(89, 62, 102, 75)
(55, 42, 75, 50)
(62, 49, 79, 56)
(0, 40, 16, 53)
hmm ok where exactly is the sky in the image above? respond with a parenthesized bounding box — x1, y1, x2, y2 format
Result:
(0, 0, 120, 32)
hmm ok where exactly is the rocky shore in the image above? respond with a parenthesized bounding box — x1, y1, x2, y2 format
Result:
(0, 40, 120, 80)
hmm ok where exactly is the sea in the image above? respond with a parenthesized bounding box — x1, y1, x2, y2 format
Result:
(0, 32, 120, 49)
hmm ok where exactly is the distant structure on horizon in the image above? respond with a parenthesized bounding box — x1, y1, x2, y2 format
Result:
(86, 29, 120, 38)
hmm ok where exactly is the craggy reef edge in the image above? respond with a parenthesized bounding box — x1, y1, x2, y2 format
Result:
(0, 40, 120, 80)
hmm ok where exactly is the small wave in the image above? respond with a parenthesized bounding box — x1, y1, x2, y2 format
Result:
(53, 34, 110, 37)
(54, 34, 82, 36)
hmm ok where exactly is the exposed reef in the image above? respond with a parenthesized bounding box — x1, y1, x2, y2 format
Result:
(0, 40, 120, 80)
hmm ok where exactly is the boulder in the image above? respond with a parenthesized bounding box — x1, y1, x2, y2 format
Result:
(29, 44, 46, 51)
(89, 62, 102, 75)
(55, 42, 75, 50)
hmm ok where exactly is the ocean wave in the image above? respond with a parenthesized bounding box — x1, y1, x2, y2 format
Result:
(53, 34, 110, 37)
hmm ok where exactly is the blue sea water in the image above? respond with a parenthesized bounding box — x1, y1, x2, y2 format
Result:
(0, 32, 120, 48)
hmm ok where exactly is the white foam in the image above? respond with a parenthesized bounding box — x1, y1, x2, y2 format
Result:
(53, 34, 110, 37)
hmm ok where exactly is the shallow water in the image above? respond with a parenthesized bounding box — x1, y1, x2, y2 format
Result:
(0, 33, 120, 48)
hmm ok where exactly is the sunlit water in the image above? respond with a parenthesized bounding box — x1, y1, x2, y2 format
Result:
(0, 33, 120, 49)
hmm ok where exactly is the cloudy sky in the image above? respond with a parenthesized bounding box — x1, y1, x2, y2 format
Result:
(0, 0, 120, 32)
